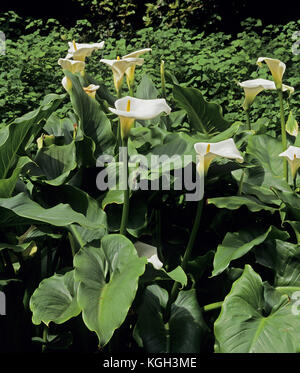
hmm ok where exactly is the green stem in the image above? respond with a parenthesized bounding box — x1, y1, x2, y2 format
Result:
(245, 109, 251, 130)
(160, 60, 166, 99)
(120, 137, 129, 236)
(237, 169, 245, 196)
(164, 198, 204, 322)
(155, 209, 164, 264)
(278, 89, 288, 181)
(42, 325, 48, 352)
(293, 175, 297, 192)
(202, 301, 223, 312)
(129, 86, 134, 97)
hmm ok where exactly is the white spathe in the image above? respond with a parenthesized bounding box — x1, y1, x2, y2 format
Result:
(194, 138, 244, 175)
(257, 57, 286, 89)
(134, 241, 163, 270)
(61, 76, 72, 92)
(122, 49, 152, 87)
(66, 41, 105, 61)
(122, 48, 152, 59)
(279, 146, 300, 179)
(109, 96, 171, 138)
(100, 58, 144, 93)
(58, 58, 85, 73)
(238, 78, 294, 110)
(109, 96, 171, 119)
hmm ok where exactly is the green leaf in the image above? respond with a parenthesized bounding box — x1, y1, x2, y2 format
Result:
(0, 93, 64, 180)
(74, 234, 147, 346)
(30, 270, 81, 326)
(0, 109, 40, 179)
(136, 74, 158, 99)
(33, 142, 77, 185)
(0, 192, 104, 229)
(173, 85, 229, 134)
(255, 239, 300, 292)
(0, 156, 31, 198)
(212, 226, 289, 276)
(214, 265, 300, 353)
(207, 195, 277, 213)
(135, 285, 208, 352)
(246, 134, 286, 182)
(101, 189, 124, 209)
(66, 71, 115, 158)
(31, 184, 107, 244)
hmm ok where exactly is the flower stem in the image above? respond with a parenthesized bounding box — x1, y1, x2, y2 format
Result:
(129, 86, 134, 97)
(160, 60, 166, 99)
(245, 109, 251, 130)
(164, 198, 204, 322)
(155, 209, 165, 264)
(202, 301, 223, 312)
(42, 325, 48, 352)
(237, 169, 245, 196)
(120, 137, 129, 236)
(278, 89, 288, 181)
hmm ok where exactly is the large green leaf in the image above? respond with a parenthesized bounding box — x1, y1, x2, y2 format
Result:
(74, 234, 147, 346)
(214, 265, 300, 353)
(0, 192, 104, 229)
(246, 134, 290, 186)
(173, 85, 229, 134)
(255, 239, 300, 293)
(0, 93, 65, 179)
(135, 285, 208, 352)
(32, 142, 77, 185)
(207, 195, 277, 213)
(66, 71, 115, 158)
(136, 74, 158, 99)
(212, 226, 289, 277)
(0, 109, 40, 179)
(30, 270, 81, 326)
(27, 184, 107, 245)
(0, 156, 31, 198)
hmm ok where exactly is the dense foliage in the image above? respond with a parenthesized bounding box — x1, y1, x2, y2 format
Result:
(1, 7, 300, 354)
(0, 13, 299, 127)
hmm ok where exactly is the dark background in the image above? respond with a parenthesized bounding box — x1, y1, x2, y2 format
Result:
(0, 0, 298, 33)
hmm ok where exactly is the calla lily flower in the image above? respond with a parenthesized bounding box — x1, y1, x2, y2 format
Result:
(122, 48, 152, 88)
(66, 41, 105, 61)
(58, 58, 85, 74)
(238, 78, 294, 110)
(256, 57, 287, 90)
(100, 57, 144, 94)
(83, 84, 99, 99)
(109, 96, 171, 138)
(279, 146, 300, 179)
(134, 241, 163, 270)
(58, 58, 86, 92)
(194, 138, 244, 175)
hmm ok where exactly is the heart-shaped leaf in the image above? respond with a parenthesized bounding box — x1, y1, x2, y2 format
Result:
(214, 265, 300, 353)
(74, 234, 147, 347)
(30, 270, 81, 326)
